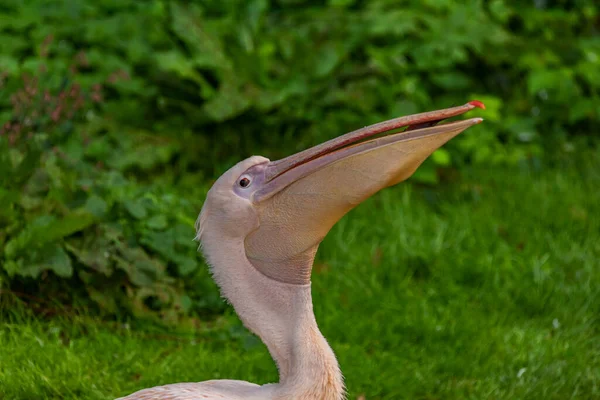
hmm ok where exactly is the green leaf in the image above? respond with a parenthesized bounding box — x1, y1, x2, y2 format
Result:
(124, 199, 148, 219)
(432, 149, 451, 166)
(140, 225, 198, 276)
(115, 246, 163, 287)
(146, 215, 168, 230)
(170, 2, 230, 70)
(314, 43, 342, 77)
(8, 244, 73, 278)
(179, 294, 192, 313)
(431, 72, 471, 90)
(43, 245, 73, 278)
(527, 69, 580, 101)
(203, 82, 251, 121)
(0, 55, 19, 74)
(85, 195, 109, 217)
(177, 258, 197, 276)
(155, 50, 212, 91)
(65, 236, 112, 275)
(4, 212, 96, 259)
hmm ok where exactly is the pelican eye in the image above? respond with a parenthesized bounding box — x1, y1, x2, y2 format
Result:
(239, 177, 251, 188)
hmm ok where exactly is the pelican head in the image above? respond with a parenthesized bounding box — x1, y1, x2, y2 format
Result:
(197, 101, 484, 285)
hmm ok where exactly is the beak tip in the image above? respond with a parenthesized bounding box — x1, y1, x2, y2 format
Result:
(468, 100, 486, 110)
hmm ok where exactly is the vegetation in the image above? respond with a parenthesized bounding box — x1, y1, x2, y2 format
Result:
(2, 154, 599, 399)
(0, 1, 598, 398)
(1, 0, 598, 320)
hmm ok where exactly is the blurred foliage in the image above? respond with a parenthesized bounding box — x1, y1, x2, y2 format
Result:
(0, 0, 598, 323)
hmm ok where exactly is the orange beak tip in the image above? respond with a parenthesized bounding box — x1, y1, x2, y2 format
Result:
(468, 100, 486, 110)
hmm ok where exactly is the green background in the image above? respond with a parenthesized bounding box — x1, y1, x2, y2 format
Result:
(0, 1, 598, 399)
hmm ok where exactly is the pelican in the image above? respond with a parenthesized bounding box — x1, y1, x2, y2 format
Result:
(119, 101, 485, 400)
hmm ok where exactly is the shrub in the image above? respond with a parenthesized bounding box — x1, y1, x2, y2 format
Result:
(0, 0, 597, 321)
(0, 37, 219, 323)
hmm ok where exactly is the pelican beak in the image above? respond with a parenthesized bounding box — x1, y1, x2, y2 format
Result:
(245, 101, 485, 284)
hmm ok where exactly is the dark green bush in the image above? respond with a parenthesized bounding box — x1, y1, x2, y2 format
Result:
(0, 45, 221, 323)
(0, 0, 598, 322)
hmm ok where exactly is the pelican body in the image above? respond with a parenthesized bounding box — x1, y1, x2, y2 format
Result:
(120, 102, 484, 400)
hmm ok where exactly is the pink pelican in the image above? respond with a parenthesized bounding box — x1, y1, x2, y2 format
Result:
(120, 101, 485, 400)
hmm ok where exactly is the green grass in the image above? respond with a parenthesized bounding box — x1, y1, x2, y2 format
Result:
(2, 150, 599, 400)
